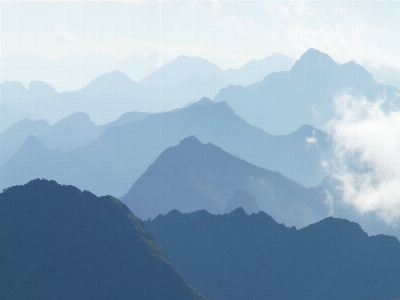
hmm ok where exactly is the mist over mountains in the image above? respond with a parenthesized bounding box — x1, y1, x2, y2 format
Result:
(215, 48, 399, 134)
(0, 98, 331, 197)
(2, 47, 400, 298)
(1, 53, 293, 129)
(122, 135, 328, 228)
(0, 111, 148, 166)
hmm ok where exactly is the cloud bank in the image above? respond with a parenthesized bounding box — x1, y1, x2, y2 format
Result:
(327, 91, 400, 225)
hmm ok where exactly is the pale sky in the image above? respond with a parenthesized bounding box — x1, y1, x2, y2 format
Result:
(1, 1, 400, 90)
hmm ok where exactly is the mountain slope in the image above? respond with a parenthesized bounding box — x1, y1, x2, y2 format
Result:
(145, 208, 400, 300)
(122, 136, 328, 227)
(0, 99, 331, 197)
(215, 48, 399, 134)
(0, 179, 208, 300)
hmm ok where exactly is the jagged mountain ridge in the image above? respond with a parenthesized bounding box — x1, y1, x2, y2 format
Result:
(145, 208, 400, 300)
(122, 136, 328, 228)
(214, 48, 399, 135)
(0, 179, 209, 300)
(0, 99, 331, 197)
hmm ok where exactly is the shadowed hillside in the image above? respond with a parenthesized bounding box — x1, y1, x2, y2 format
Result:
(0, 179, 209, 300)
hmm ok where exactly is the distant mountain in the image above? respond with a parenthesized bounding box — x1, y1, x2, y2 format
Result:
(0, 111, 149, 166)
(0, 103, 40, 133)
(214, 48, 399, 134)
(3, 53, 293, 123)
(122, 136, 328, 227)
(140, 55, 223, 86)
(0, 99, 331, 198)
(12, 91, 156, 125)
(79, 70, 138, 96)
(223, 53, 294, 87)
(0, 179, 208, 300)
(0, 80, 57, 103)
(145, 208, 400, 300)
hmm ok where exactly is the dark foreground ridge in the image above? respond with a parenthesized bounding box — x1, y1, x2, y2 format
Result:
(0, 179, 208, 300)
(145, 208, 400, 300)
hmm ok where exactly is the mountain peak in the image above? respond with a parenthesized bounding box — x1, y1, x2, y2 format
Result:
(190, 97, 215, 107)
(179, 135, 201, 146)
(291, 48, 337, 73)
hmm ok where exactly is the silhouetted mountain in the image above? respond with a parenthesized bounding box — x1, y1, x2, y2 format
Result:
(122, 136, 328, 227)
(0, 99, 331, 198)
(140, 55, 223, 86)
(1, 111, 149, 166)
(0, 179, 208, 299)
(145, 208, 400, 300)
(215, 48, 399, 134)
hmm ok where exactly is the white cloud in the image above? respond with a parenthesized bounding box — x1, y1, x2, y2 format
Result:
(229, 15, 255, 29)
(306, 130, 318, 150)
(264, 1, 318, 17)
(327, 91, 400, 225)
(41, 31, 77, 42)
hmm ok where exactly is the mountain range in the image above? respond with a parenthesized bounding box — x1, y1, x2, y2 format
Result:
(0, 111, 148, 166)
(215, 48, 400, 134)
(122, 135, 328, 228)
(145, 208, 400, 300)
(0, 179, 208, 300)
(0, 98, 331, 198)
(1, 53, 293, 129)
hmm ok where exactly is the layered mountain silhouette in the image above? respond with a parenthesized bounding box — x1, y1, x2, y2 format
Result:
(122, 136, 328, 228)
(215, 48, 399, 134)
(0, 111, 148, 166)
(0, 179, 208, 300)
(145, 208, 400, 300)
(0, 99, 331, 198)
(3, 54, 293, 125)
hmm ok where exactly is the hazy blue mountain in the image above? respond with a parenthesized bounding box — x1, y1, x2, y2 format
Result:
(145, 208, 400, 300)
(0, 103, 40, 133)
(0, 80, 29, 102)
(78, 70, 139, 96)
(0, 111, 149, 166)
(224, 188, 260, 215)
(140, 55, 223, 86)
(0, 179, 208, 300)
(122, 136, 328, 227)
(0, 99, 331, 198)
(214, 48, 399, 135)
(0, 118, 50, 165)
(223, 53, 294, 87)
(28, 80, 58, 99)
(101, 111, 149, 129)
(14, 91, 156, 125)
(0, 80, 57, 103)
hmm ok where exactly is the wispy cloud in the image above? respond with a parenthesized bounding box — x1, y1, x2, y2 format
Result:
(41, 31, 77, 41)
(229, 15, 255, 29)
(327, 91, 400, 225)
